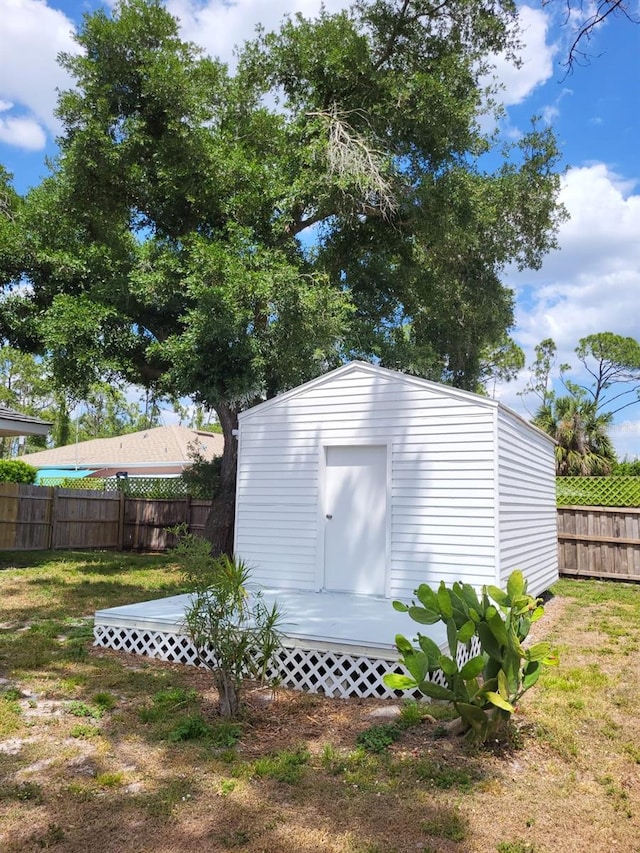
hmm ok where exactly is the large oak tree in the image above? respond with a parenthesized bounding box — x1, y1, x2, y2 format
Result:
(0, 0, 565, 552)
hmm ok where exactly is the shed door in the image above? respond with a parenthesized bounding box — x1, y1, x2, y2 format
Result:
(323, 445, 387, 596)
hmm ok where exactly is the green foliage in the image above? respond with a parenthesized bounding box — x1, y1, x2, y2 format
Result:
(399, 699, 429, 726)
(70, 723, 100, 739)
(167, 714, 211, 743)
(496, 842, 537, 853)
(524, 333, 640, 477)
(384, 571, 558, 743)
(556, 476, 640, 507)
(40, 475, 192, 498)
(422, 811, 467, 842)
(210, 720, 243, 748)
(67, 700, 103, 720)
(179, 453, 221, 499)
(0, 781, 44, 804)
(534, 395, 616, 476)
(413, 758, 477, 790)
(356, 723, 403, 753)
(613, 458, 640, 476)
(92, 692, 117, 711)
(252, 747, 310, 783)
(173, 529, 283, 717)
(572, 333, 640, 415)
(0, 458, 37, 483)
(478, 335, 525, 396)
(138, 686, 198, 724)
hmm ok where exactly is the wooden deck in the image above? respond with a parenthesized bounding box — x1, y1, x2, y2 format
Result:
(94, 588, 450, 699)
(95, 587, 447, 656)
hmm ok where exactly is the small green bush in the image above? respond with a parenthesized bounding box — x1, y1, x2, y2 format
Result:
(0, 459, 37, 483)
(173, 529, 283, 718)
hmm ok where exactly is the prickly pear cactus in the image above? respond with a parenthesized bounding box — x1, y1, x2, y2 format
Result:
(384, 571, 558, 742)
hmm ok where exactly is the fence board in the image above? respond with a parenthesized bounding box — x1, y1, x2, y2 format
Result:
(557, 506, 640, 581)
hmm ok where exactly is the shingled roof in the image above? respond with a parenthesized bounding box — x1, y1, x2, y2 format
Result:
(23, 425, 223, 476)
(0, 406, 52, 438)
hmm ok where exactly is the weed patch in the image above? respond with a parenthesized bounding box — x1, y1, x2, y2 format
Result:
(422, 809, 467, 842)
(356, 722, 402, 753)
(252, 747, 310, 783)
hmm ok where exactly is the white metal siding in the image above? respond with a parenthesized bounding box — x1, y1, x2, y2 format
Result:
(235, 366, 498, 596)
(496, 409, 558, 597)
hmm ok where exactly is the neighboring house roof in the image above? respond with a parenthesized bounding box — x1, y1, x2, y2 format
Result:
(0, 405, 52, 438)
(23, 425, 224, 473)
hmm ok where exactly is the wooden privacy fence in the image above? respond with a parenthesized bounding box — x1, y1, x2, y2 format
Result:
(123, 496, 211, 550)
(0, 483, 123, 551)
(3, 484, 640, 582)
(0, 483, 211, 552)
(557, 506, 640, 582)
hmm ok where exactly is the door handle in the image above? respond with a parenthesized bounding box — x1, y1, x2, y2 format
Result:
(325, 514, 333, 519)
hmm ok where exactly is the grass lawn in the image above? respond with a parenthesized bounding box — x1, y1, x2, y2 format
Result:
(1, 551, 639, 853)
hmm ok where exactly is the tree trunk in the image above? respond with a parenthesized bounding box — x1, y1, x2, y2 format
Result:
(214, 669, 240, 718)
(204, 402, 239, 557)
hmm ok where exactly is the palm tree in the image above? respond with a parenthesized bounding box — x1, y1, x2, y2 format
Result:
(533, 395, 616, 476)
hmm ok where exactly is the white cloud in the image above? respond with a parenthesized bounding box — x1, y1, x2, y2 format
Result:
(167, 0, 350, 67)
(0, 0, 78, 146)
(490, 6, 557, 106)
(514, 165, 640, 342)
(495, 163, 640, 456)
(0, 114, 47, 150)
(610, 420, 640, 461)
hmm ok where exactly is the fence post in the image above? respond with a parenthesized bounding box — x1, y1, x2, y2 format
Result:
(118, 491, 126, 551)
(49, 487, 59, 550)
(185, 494, 192, 532)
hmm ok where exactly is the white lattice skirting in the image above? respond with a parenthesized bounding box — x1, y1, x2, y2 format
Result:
(94, 625, 479, 700)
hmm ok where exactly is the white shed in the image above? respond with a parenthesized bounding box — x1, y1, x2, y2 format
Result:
(93, 361, 559, 700)
(235, 361, 558, 600)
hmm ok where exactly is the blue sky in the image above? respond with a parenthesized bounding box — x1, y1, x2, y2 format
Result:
(0, 0, 639, 456)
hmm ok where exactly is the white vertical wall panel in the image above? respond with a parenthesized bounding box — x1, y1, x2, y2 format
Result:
(496, 408, 558, 597)
(235, 362, 558, 601)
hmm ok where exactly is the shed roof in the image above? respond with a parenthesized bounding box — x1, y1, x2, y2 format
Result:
(239, 361, 554, 445)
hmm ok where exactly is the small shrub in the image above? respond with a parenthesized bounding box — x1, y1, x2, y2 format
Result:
(70, 723, 100, 738)
(0, 781, 44, 803)
(219, 779, 236, 796)
(211, 720, 243, 747)
(173, 529, 283, 718)
(68, 700, 103, 720)
(413, 758, 476, 791)
(37, 823, 66, 847)
(168, 714, 211, 742)
(252, 747, 310, 783)
(497, 842, 537, 853)
(93, 691, 117, 711)
(422, 811, 467, 842)
(139, 686, 198, 724)
(399, 699, 427, 726)
(0, 458, 37, 483)
(96, 772, 124, 788)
